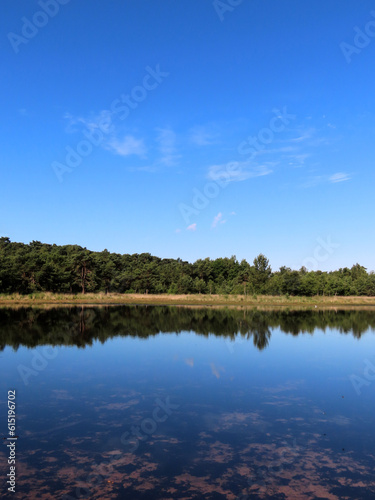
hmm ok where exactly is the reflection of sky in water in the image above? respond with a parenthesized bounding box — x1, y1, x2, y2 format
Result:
(1, 311, 375, 499)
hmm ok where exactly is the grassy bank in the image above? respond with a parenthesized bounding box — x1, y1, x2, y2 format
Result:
(1, 292, 375, 307)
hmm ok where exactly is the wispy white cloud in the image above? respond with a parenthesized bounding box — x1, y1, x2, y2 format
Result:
(156, 127, 181, 166)
(130, 165, 159, 173)
(290, 128, 315, 143)
(207, 161, 273, 183)
(287, 153, 310, 166)
(329, 172, 350, 183)
(64, 112, 81, 133)
(302, 172, 351, 188)
(186, 223, 197, 231)
(64, 110, 113, 134)
(300, 175, 324, 188)
(265, 146, 297, 154)
(212, 212, 223, 228)
(107, 135, 146, 157)
(64, 111, 147, 159)
(261, 123, 334, 171)
(189, 126, 217, 146)
(130, 128, 182, 172)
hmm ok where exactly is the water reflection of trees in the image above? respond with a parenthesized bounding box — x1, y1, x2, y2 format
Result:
(0, 306, 374, 352)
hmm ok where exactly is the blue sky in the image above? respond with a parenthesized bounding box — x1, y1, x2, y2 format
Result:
(1, 0, 375, 271)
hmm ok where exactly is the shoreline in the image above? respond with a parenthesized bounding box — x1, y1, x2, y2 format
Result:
(1, 293, 375, 308)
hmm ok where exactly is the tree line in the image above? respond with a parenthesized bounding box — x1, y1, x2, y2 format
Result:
(0, 237, 374, 296)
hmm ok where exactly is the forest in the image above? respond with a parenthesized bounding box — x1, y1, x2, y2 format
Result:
(0, 237, 374, 296)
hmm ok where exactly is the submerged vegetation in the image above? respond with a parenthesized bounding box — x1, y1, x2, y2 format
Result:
(0, 237, 374, 297)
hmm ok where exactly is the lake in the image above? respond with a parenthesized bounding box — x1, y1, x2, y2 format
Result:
(1, 306, 375, 499)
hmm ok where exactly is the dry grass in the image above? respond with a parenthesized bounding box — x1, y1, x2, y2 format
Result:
(1, 292, 375, 308)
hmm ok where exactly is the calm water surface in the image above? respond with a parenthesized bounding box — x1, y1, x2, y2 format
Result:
(0, 306, 375, 499)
